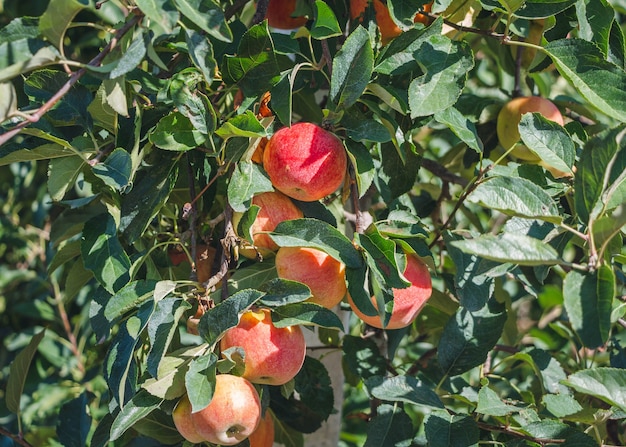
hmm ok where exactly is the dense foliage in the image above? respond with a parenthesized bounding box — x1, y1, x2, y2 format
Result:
(1, 0, 626, 446)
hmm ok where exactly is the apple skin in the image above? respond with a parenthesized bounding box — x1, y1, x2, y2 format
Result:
(191, 374, 262, 446)
(235, 191, 304, 259)
(496, 96, 564, 161)
(351, 0, 433, 44)
(265, 0, 308, 29)
(248, 410, 275, 447)
(220, 309, 306, 385)
(263, 123, 347, 202)
(172, 394, 206, 443)
(347, 254, 432, 329)
(275, 246, 347, 309)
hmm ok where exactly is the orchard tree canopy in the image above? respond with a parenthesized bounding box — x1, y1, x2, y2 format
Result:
(1, 0, 626, 446)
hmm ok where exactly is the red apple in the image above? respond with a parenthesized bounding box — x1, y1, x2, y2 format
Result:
(351, 0, 433, 44)
(348, 254, 432, 329)
(497, 96, 564, 161)
(248, 410, 275, 447)
(235, 191, 304, 259)
(263, 122, 347, 202)
(172, 394, 205, 443)
(220, 308, 306, 385)
(265, 0, 308, 30)
(191, 374, 262, 445)
(275, 246, 347, 309)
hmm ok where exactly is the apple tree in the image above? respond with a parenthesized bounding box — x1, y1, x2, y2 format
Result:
(1, 0, 626, 445)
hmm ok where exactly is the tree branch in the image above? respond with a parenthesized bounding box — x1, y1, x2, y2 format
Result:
(0, 11, 144, 147)
(0, 427, 35, 447)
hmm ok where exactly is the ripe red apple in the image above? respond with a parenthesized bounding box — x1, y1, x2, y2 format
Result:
(275, 246, 347, 309)
(265, 0, 308, 29)
(235, 191, 303, 259)
(496, 96, 564, 161)
(190, 374, 262, 445)
(220, 308, 306, 385)
(263, 122, 347, 202)
(351, 0, 433, 44)
(172, 394, 205, 443)
(348, 254, 432, 329)
(247, 410, 275, 447)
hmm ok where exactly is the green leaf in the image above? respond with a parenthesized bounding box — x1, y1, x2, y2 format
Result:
(330, 26, 374, 110)
(476, 383, 520, 416)
(345, 140, 376, 199)
(48, 156, 85, 201)
(109, 390, 163, 441)
(449, 233, 560, 266)
(147, 298, 192, 377)
(197, 289, 265, 347)
(365, 375, 444, 408)
(408, 32, 474, 117)
(56, 392, 91, 447)
(424, 409, 479, 447)
(545, 38, 626, 122)
(92, 148, 132, 191)
(222, 22, 281, 96)
(574, 126, 626, 222)
(438, 299, 507, 376)
(227, 162, 274, 212)
(563, 367, 626, 412)
(150, 111, 207, 151)
(342, 335, 387, 379)
(109, 32, 147, 79)
(81, 213, 131, 294)
(105, 280, 157, 322)
(293, 357, 335, 421)
(185, 352, 218, 413)
(518, 113, 576, 175)
(6, 329, 46, 414)
(375, 141, 422, 203)
(363, 404, 415, 447)
(310, 0, 342, 39)
(216, 110, 267, 139)
(39, 0, 88, 50)
(185, 29, 217, 85)
(134, 0, 179, 36)
(468, 176, 561, 222)
(0, 39, 61, 82)
(272, 302, 345, 331)
(259, 278, 313, 306)
(270, 218, 363, 269)
(173, 0, 233, 42)
(444, 232, 496, 311)
(563, 266, 614, 349)
(521, 421, 598, 445)
(542, 394, 582, 417)
(434, 107, 483, 153)
(270, 70, 294, 127)
(575, 0, 614, 57)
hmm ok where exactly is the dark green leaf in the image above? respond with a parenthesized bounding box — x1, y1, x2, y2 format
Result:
(438, 299, 507, 376)
(134, 0, 179, 35)
(109, 390, 163, 441)
(345, 140, 376, 199)
(521, 421, 598, 446)
(222, 22, 281, 96)
(0, 39, 61, 82)
(185, 29, 218, 84)
(434, 107, 483, 153)
(270, 218, 363, 269)
(330, 26, 373, 110)
(92, 148, 132, 191)
(39, 0, 88, 50)
(147, 297, 192, 377)
(563, 266, 614, 349)
(545, 38, 626, 122)
(81, 213, 131, 294)
(48, 156, 85, 201)
(363, 404, 414, 447)
(476, 383, 519, 416)
(449, 233, 560, 266)
(272, 302, 345, 331)
(56, 392, 91, 447)
(468, 176, 561, 223)
(342, 335, 387, 379)
(259, 278, 312, 306)
(173, 0, 233, 42)
(6, 329, 46, 414)
(228, 162, 274, 212)
(271, 70, 294, 127)
(198, 289, 265, 347)
(375, 141, 422, 203)
(110, 32, 147, 79)
(104, 280, 157, 322)
(575, 0, 613, 57)
(293, 357, 334, 421)
(365, 375, 444, 408)
(424, 410, 479, 447)
(185, 352, 218, 412)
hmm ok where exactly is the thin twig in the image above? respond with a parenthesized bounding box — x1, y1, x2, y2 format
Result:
(0, 426, 35, 447)
(186, 153, 199, 282)
(0, 12, 143, 147)
(252, 0, 269, 25)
